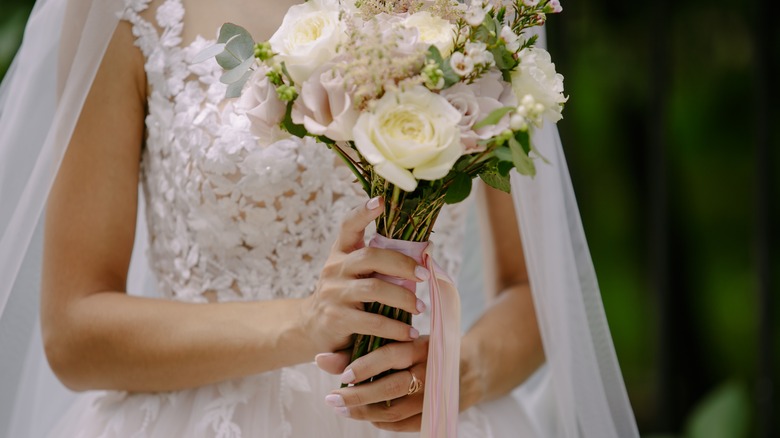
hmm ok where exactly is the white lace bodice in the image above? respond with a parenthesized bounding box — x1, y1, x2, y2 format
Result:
(122, 0, 469, 304)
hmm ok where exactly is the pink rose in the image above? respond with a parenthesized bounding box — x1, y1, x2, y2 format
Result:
(292, 63, 359, 142)
(440, 70, 517, 152)
(238, 67, 286, 140)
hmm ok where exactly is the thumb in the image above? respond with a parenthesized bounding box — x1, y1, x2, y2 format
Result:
(336, 196, 383, 252)
(314, 351, 351, 375)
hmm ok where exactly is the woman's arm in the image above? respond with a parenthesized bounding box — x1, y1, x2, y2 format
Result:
(42, 22, 422, 393)
(459, 182, 545, 410)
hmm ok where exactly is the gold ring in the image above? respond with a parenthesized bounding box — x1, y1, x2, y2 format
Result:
(407, 370, 423, 396)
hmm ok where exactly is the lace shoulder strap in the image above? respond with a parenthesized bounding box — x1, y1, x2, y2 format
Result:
(119, 0, 185, 96)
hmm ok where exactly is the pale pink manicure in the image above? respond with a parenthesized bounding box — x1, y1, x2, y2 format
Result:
(340, 368, 355, 384)
(366, 197, 380, 210)
(415, 265, 430, 281)
(410, 327, 420, 339)
(325, 394, 345, 408)
(334, 406, 350, 417)
(416, 298, 426, 314)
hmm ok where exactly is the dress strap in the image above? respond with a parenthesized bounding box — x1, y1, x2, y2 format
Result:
(119, 0, 186, 96)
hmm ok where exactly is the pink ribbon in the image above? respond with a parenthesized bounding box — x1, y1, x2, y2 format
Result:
(369, 235, 461, 438)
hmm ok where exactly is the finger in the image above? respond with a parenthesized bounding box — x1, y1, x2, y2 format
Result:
(372, 413, 423, 433)
(339, 337, 428, 385)
(332, 368, 419, 407)
(314, 350, 351, 375)
(331, 392, 423, 423)
(347, 278, 423, 316)
(345, 247, 428, 283)
(348, 309, 419, 342)
(336, 197, 383, 252)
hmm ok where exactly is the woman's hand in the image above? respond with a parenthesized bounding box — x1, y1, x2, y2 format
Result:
(316, 337, 430, 433)
(300, 197, 429, 354)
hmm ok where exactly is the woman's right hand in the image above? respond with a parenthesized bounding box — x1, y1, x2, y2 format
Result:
(301, 197, 428, 354)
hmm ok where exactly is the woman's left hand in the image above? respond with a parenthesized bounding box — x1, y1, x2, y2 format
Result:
(315, 336, 430, 432)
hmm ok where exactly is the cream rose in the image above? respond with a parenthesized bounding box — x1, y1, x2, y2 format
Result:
(402, 11, 457, 56)
(353, 86, 463, 192)
(292, 63, 359, 142)
(268, 0, 346, 84)
(510, 47, 567, 124)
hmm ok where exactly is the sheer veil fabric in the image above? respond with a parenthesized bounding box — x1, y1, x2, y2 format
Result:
(0, 0, 639, 436)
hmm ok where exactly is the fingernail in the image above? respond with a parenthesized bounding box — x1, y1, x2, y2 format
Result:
(314, 352, 335, 369)
(416, 298, 426, 314)
(334, 406, 350, 417)
(340, 368, 356, 384)
(415, 266, 430, 281)
(410, 327, 420, 339)
(325, 394, 345, 408)
(366, 197, 380, 210)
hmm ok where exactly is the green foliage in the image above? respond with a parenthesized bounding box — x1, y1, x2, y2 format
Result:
(426, 46, 460, 88)
(685, 382, 751, 438)
(444, 172, 472, 204)
(473, 106, 516, 130)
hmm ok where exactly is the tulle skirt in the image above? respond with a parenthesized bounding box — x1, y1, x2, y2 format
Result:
(47, 362, 557, 437)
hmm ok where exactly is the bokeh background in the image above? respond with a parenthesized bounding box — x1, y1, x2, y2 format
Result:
(1, 0, 777, 436)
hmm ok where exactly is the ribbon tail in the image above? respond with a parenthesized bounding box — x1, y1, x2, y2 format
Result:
(420, 251, 461, 438)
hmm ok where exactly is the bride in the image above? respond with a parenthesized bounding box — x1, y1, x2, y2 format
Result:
(0, 0, 639, 437)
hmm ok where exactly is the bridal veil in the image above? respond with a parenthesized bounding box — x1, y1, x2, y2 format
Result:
(0, 0, 639, 436)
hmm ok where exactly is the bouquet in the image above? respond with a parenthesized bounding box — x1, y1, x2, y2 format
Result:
(198, 0, 565, 418)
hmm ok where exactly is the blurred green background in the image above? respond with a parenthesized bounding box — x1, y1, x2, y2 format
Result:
(1, 0, 777, 436)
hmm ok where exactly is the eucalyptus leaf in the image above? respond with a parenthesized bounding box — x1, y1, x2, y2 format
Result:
(192, 43, 225, 64)
(220, 56, 255, 84)
(217, 23, 253, 44)
(473, 106, 515, 130)
(444, 172, 473, 204)
(216, 33, 256, 70)
(224, 70, 252, 98)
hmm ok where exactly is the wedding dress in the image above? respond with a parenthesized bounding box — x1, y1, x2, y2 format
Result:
(0, 0, 639, 437)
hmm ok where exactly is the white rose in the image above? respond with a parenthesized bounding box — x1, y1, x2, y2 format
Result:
(353, 86, 463, 191)
(238, 67, 287, 141)
(292, 63, 359, 142)
(510, 47, 567, 124)
(402, 11, 457, 56)
(268, 0, 346, 84)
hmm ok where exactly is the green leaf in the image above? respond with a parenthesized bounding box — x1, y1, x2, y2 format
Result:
(216, 28, 256, 70)
(282, 101, 307, 138)
(479, 169, 511, 193)
(685, 381, 751, 438)
(217, 23, 253, 44)
(473, 106, 516, 130)
(515, 130, 531, 154)
(509, 136, 536, 176)
(224, 70, 252, 98)
(192, 43, 226, 64)
(444, 172, 473, 204)
(497, 160, 513, 176)
(220, 56, 255, 84)
(494, 145, 512, 162)
(491, 45, 517, 71)
(426, 46, 459, 88)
